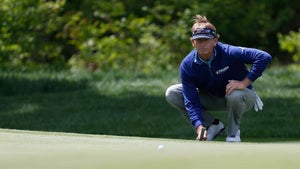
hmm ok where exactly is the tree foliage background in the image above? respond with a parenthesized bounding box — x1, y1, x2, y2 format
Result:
(0, 0, 299, 72)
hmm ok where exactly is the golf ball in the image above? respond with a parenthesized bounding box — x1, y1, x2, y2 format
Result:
(158, 144, 165, 150)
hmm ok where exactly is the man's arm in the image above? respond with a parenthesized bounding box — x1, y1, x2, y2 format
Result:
(180, 63, 204, 129)
(226, 46, 272, 94)
(239, 47, 272, 82)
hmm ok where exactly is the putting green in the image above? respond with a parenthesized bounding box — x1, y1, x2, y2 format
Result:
(0, 129, 299, 169)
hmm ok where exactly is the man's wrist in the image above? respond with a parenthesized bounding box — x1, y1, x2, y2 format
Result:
(241, 77, 252, 88)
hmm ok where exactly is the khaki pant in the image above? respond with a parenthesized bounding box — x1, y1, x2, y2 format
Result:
(165, 84, 256, 136)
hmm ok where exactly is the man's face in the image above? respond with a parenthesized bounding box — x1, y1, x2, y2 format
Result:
(191, 38, 218, 56)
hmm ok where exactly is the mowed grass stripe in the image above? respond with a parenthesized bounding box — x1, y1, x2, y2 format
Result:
(0, 129, 299, 169)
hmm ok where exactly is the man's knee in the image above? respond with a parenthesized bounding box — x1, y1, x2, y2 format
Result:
(165, 84, 183, 105)
(226, 90, 244, 105)
(165, 84, 187, 114)
(165, 84, 182, 104)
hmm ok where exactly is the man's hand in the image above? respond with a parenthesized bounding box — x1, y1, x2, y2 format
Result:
(196, 125, 207, 141)
(226, 78, 252, 95)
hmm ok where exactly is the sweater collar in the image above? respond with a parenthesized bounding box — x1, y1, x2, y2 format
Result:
(194, 48, 217, 65)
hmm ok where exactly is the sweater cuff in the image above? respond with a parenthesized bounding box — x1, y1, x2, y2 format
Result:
(193, 120, 203, 129)
(247, 72, 258, 82)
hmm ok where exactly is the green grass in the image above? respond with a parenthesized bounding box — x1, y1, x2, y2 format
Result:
(0, 65, 299, 141)
(0, 129, 299, 169)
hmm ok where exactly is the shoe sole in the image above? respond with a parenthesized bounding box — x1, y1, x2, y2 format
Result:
(226, 139, 241, 143)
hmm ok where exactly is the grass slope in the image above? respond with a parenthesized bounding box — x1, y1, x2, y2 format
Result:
(0, 129, 299, 169)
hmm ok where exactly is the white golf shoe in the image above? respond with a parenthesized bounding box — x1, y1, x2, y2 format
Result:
(226, 130, 241, 142)
(206, 121, 225, 141)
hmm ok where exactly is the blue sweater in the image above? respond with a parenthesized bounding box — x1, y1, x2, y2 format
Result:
(180, 42, 272, 128)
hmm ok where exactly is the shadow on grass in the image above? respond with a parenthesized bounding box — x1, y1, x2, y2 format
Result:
(240, 97, 300, 140)
(0, 88, 299, 142)
(0, 89, 195, 140)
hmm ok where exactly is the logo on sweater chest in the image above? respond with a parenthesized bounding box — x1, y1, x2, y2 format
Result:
(215, 66, 229, 75)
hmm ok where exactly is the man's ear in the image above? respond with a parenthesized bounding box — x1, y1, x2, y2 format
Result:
(190, 38, 195, 46)
(213, 38, 218, 46)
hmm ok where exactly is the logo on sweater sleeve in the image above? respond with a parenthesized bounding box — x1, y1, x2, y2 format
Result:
(216, 66, 229, 75)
